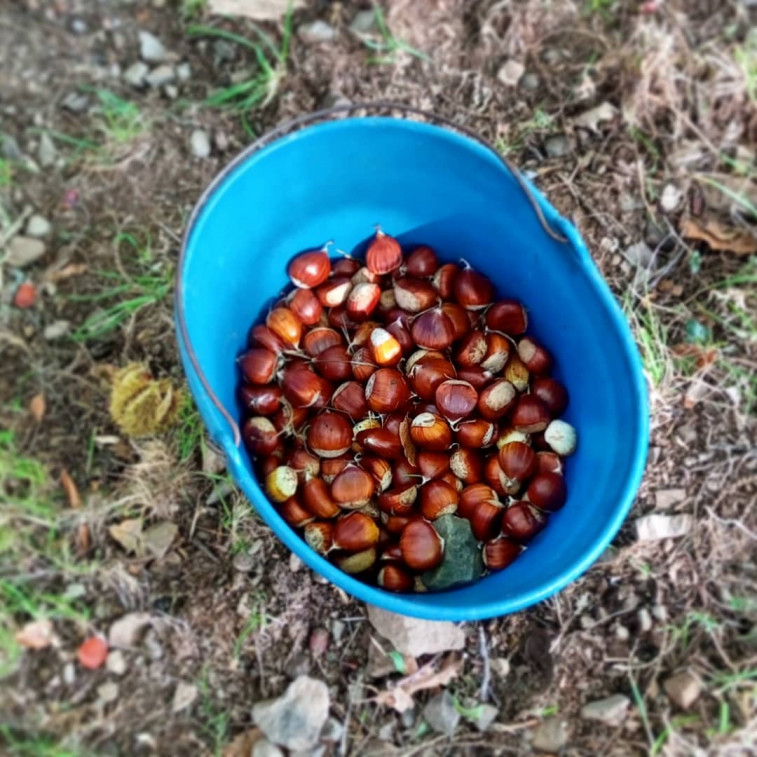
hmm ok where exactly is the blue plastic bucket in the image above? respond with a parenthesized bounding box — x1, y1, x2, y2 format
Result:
(176, 105, 649, 621)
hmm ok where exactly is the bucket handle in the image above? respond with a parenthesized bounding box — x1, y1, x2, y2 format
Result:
(177, 101, 570, 449)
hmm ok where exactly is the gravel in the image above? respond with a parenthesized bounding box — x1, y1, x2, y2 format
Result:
(635, 513, 692, 541)
(190, 129, 211, 158)
(367, 605, 465, 657)
(497, 60, 525, 87)
(38, 132, 57, 167)
(350, 9, 377, 34)
(580, 694, 631, 725)
(138, 30, 167, 62)
(664, 672, 702, 709)
(544, 135, 571, 158)
(530, 717, 569, 753)
(145, 65, 175, 87)
(422, 691, 459, 736)
(298, 20, 336, 44)
(25, 214, 51, 238)
(7, 236, 46, 267)
(123, 61, 149, 87)
(43, 320, 71, 341)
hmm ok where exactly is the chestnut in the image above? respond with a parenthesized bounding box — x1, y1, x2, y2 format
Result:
(307, 412, 352, 458)
(420, 479, 459, 520)
(303, 327, 343, 357)
(333, 511, 380, 551)
(335, 547, 377, 574)
(369, 327, 403, 366)
(485, 299, 528, 335)
(361, 456, 393, 492)
(265, 465, 298, 503)
(378, 485, 418, 516)
(456, 419, 497, 448)
(288, 248, 331, 289)
(498, 442, 537, 482)
(365, 368, 411, 413)
(266, 306, 302, 347)
(410, 413, 452, 451)
(366, 230, 403, 275)
(526, 472, 567, 511)
(459, 483, 499, 520)
(355, 428, 403, 459)
(405, 245, 438, 278)
(532, 377, 569, 416)
(347, 282, 381, 321)
(242, 416, 279, 457)
(302, 477, 341, 518)
(304, 521, 334, 554)
(400, 520, 443, 570)
(511, 395, 551, 433)
(517, 337, 552, 374)
(477, 379, 517, 420)
(238, 348, 278, 385)
(410, 307, 456, 350)
(280, 496, 315, 527)
(450, 447, 483, 484)
(482, 536, 522, 570)
(394, 277, 438, 313)
(471, 499, 505, 541)
(435, 379, 478, 422)
(417, 451, 451, 481)
(289, 287, 323, 325)
(432, 262, 460, 300)
(331, 466, 376, 509)
(454, 266, 493, 310)
(377, 564, 414, 592)
(351, 346, 377, 383)
(238, 383, 283, 416)
(501, 501, 547, 541)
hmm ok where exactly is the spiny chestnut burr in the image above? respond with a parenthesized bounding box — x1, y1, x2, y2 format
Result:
(532, 377, 569, 415)
(288, 248, 331, 288)
(410, 307, 456, 350)
(239, 383, 283, 416)
(356, 428, 403, 459)
(435, 379, 478, 421)
(498, 442, 537, 482)
(526, 472, 567, 511)
(366, 230, 403, 275)
(378, 484, 418, 516)
(459, 483, 499, 520)
(307, 412, 352, 458)
(238, 348, 278, 385)
(432, 262, 460, 299)
(471, 500, 505, 541)
(410, 413, 452, 451)
(501, 501, 547, 541)
(365, 368, 411, 413)
(517, 337, 552, 374)
(450, 447, 483, 484)
(394, 277, 438, 313)
(289, 287, 323, 325)
(454, 265, 493, 310)
(511, 395, 551, 433)
(333, 511, 380, 552)
(420, 479, 459, 519)
(483, 536, 522, 570)
(400, 520, 443, 570)
(265, 465, 298, 503)
(242, 417, 279, 457)
(544, 419, 577, 456)
(456, 419, 497, 448)
(302, 477, 341, 518)
(405, 245, 438, 277)
(485, 299, 528, 335)
(370, 327, 402, 366)
(377, 564, 413, 592)
(266, 306, 301, 347)
(303, 326, 343, 357)
(304, 521, 333, 554)
(361, 456, 393, 492)
(280, 496, 315, 527)
(331, 466, 376, 509)
(417, 451, 451, 480)
(336, 547, 377, 574)
(478, 379, 517, 420)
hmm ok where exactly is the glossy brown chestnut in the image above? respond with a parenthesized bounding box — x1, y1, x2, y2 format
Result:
(347, 282, 381, 321)
(307, 412, 353, 458)
(531, 377, 569, 415)
(281, 365, 332, 409)
(480, 332, 511, 373)
(301, 477, 340, 518)
(320, 454, 351, 483)
(249, 323, 286, 353)
(526, 472, 567, 511)
(485, 300, 528, 335)
(266, 307, 302, 347)
(420, 479, 459, 519)
(477, 379, 517, 420)
(408, 357, 456, 400)
(511, 395, 551, 433)
(361, 456, 393, 492)
(459, 483, 499, 520)
(394, 277, 438, 313)
(366, 231, 403, 274)
(377, 564, 414, 592)
(303, 327, 343, 357)
(386, 321, 414, 354)
(288, 248, 331, 288)
(456, 366, 493, 390)
(501, 501, 547, 541)
(517, 337, 553, 374)
(441, 302, 471, 341)
(450, 447, 483, 484)
(471, 499, 505, 541)
(289, 287, 323, 325)
(400, 520, 443, 570)
(435, 380, 478, 421)
(351, 346, 377, 383)
(332, 257, 361, 276)
(455, 330, 487, 368)
(483, 454, 508, 496)
(333, 511, 380, 551)
(365, 368, 411, 413)
(405, 245, 438, 277)
(410, 413, 453, 451)
(280, 496, 315, 527)
(238, 383, 282, 416)
(482, 537, 522, 570)
(355, 428, 403, 459)
(535, 451, 564, 475)
(393, 458, 422, 488)
(456, 419, 497, 448)
(289, 447, 320, 480)
(410, 308, 455, 350)
(331, 381, 369, 419)
(331, 466, 376, 509)
(383, 513, 422, 535)
(454, 266, 493, 310)
(242, 416, 279, 457)
(377, 484, 418, 516)
(238, 348, 278, 385)
(315, 277, 352, 307)
(304, 521, 334, 554)
(432, 262, 460, 300)
(498, 441, 537, 482)
(417, 451, 451, 481)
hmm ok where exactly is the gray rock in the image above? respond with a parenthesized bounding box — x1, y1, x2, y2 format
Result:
(664, 672, 701, 709)
(172, 681, 198, 712)
(213, 39, 237, 65)
(544, 135, 571, 158)
(2, 134, 23, 160)
(106, 650, 127, 675)
(145, 65, 175, 87)
(123, 61, 149, 87)
(164, 85, 179, 99)
(366, 605, 465, 657)
(423, 692, 459, 736)
(471, 703, 498, 732)
(320, 92, 351, 110)
(97, 681, 119, 703)
(661, 184, 682, 213)
(25, 215, 52, 238)
(422, 515, 483, 591)
(252, 675, 330, 751)
(7, 236, 46, 267)
(108, 612, 152, 647)
(298, 20, 336, 44)
(350, 9, 377, 34)
(624, 241, 653, 268)
(214, 131, 229, 151)
(176, 62, 192, 82)
(62, 93, 90, 113)
(38, 132, 57, 167)
(43, 320, 70, 341)
(580, 694, 630, 725)
(531, 717, 569, 753)
(252, 740, 284, 757)
(190, 129, 211, 159)
(638, 608, 653, 633)
(70, 18, 88, 35)
(331, 619, 346, 643)
(62, 662, 76, 685)
(635, 514, 692, 541)
(497, 59, 525, 87)
(655, 488, 686, 510)
(289, 552, 304, 572)
(320, 717, 344, 742)
(519, 72, 540, 91)
(139, 30, 167, 62)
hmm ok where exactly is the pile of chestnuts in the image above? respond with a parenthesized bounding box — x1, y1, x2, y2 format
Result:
(238, 231, 577, 593)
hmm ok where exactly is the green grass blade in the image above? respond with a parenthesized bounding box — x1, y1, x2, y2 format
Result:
(187, 24, 259, 51)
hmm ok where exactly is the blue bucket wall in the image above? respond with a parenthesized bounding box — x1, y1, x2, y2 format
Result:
(177, 117, 649, 621)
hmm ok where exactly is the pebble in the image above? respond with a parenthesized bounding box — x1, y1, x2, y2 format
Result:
(320, 717, 344, 743)
(38, 132, 57, 167)
(423, 691, 459, 736)
(298, 20, 336, 44)
(491, 657, 510, 678)
(63, 662, 76, 685)
(544, 135, 571, 158)
(654, 488, 686, 510)
(308, 628, 330, 658)
(660, 183, 682, 213)
(106, 650, 127, 675)
(497, 59, 525, 87)
(624, 241, 653, 269)
(331, 619, 346, 643)
(190, 129, 211, 159)
(663, 672, 701, 709)
(615, 624, 630, 641)
(145, 65, 175, 87)
(97, 681, 120, 703)
(172, 681, 198, 712)
(580, 694, 630, 725)
(164, 85, 179, 99)
(214, 131, 229, 152)
(109, 612, 152, 647)
(2, 134, 22, 160)
(143, 629, 163, 661)
(62, 93, 90, 113)
(635, 514, 692, 541)
(25, 214, 51, 238)
(252, 675, 330, 752)
(350, 9, 377, 33)
(7, 236, 46, 267)
(652, 604, 668, 622)
(366, 605, 465, 657)
(471, 703, 498, 732)
(176, 62, 192, 82)
(123, 61, 149, 87)
(139, 30, 167, 62)
(289, 553, 304, 573)
(252, 740, 284, 757)
(638, 608, 653, 633)
(70, 18, 88, 35)
(530, 717, 569, 753)
(212, 39, 237, 65)
(519, 72, 540, 91)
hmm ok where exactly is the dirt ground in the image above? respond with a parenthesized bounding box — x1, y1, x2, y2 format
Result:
(1, 0, 756, 755)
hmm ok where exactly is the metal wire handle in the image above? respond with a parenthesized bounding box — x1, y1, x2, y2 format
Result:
(176, 101, 570, 448)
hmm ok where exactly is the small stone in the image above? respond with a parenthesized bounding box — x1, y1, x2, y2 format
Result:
(654, 488, 686, 510)
(252, 740, 284, 757)
(62, 93, 90, 113)
(108, 612, 152, 647)
(70, 18, 88, 34)
(491, 657, 510, 678)
(635, 514, 692, 542)
(573, 102, 618, 132)
(106, 650, 127, 675)
(252, 675, 330, 752)
(298, 20, 336, 44)
(207, 480, 235, 505)
(289, 553, 304, 573)
(309, 627, 330, 657)
(580, 614, 594, 630)
(497, 59, 525, 87)
(624, 241, 653, 268)
(580, 694, 630, 725)
(638, 608, 652, 632)
(63, 662, 76, 685)
(38, 132, 57, 167)
(25, 215, 52, 238)
(615, 625, 630, 641)
(164, 85, 179, 99)
(423, 692, 459, 736)
(233, 552, 254, 572)
(367, 605, 465, 657)
(123, 61, 149, 87)
(284, 652, 311, 679)
(663, 672, 701, 709)
(660, 184, 682, 213)
(652, 605, 668, 622)
(190, 129, 211, 159)
(143, 628, 163, 660)
(7, 236, 46, 267)
(422, 515, 483, 590)
(97, 681, 119, 703)
(2, 134, 22, 160)
(472, 703, 498, 732)
(530, 717, 569, 753)
(172, 681, 198, 712)
(214, 131, 229, 151)
(42, 320, 70, 340)
(320, 717, 344, 742)
(331, 619, 346, 643)
(139, 30, 167, 62)
(519, 72, 540, 91)
(176, 62, 192, 82)
(544, 135, 571, 158)
(145, 65, 175, 87)
(212, 39, 237, 65)
(350, 9, 377, 34)
(320, 92, 351, 110)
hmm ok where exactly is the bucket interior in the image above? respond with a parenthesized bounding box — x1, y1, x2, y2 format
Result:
(179, 117, 647, 619)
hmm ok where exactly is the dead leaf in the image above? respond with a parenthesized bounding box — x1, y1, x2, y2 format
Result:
(76, 522, 92, 556)
(60, 469, 82, 509)
(142, 521, 178, 559)
(109, 519, 144, 556)
(223, 728, 263, 757)
(29, 393, 46, 423)
(681, 217, 757, 255)
(44, 263, 88, 283)
(573, 102, 618, 132)
(172, 681, 198, 713)
(684, 377, 712, 409)
(208, 0, 303, 20)
(15, 619, 55, 650)
(108, 612, 152, 647)
(671, 344, 718, 371)
(374, 658, 462, 713)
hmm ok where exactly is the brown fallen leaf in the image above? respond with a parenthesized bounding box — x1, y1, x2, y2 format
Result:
(681, 217, 757, 255)
(15, 619, 56, 650)
(44, 263, 88, 283)
(208, 0, 303, 20)
(61, 469, 82, 509)
(109, 518, 144, 556)
(142, 521, 178, 559)
(671, 344, 718, 371)
(29, 393, 46, 423)
(374, 658, 462, 713)
(223, 728, 263, 757)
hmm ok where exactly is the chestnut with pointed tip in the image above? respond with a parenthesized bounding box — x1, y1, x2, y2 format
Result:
(450, 447, 483, 484)
(498, 442, 537, 482)
(347, 282, 381, 321)
(304, 521, 333, 554)
(378, 484, 418, 516)
(483, 536, 522, 570)
(432, 262, 460, 299)
(333, 511, 380, 552)
(435, 379, 478, 421)
(477, 379, 517, 420)
(289, 287, 323, 325)
(526, 472, 567, 511)
(471, 499, 505, 541)
(307, 412, 352, 458)
(280, 496, 315, 527)
(400, 520, 443, 570)
(454, 266, 493, 310)
(331, 381, 369, 420)
(303, 326, 343, 357)
(410, 413, 452, 451)
(302, 477, 341, 518)
(532, 377, 569, 415)
(238, 383, 282, 416)
(365, 368, 411, 413)
(410, 307, 456, 350)
(459, 483, 499, 520)
(315, 276, 352, 308)
(355, 428, 403, 459)
(281, 365, 332, 409)
(417, 451, 451, 481)
(485, 300, 528, 335)
(501, 501, 547, 541)
(370, 327, 403, 366)
(366, 231, 403, 274)
(266, 307, 302, 347)
(242, 416, 279, 457)
(288, 249, 331, 289)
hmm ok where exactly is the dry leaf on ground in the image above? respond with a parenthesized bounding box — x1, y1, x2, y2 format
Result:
(374, 658, 462, 713)
(671, 344, 718, 371)
(29, 393, 46, 422)
(143, 521, 178, 559)
(15, 619, 56, 650)
(208, 0, 303, 20)
(109, 518, 144, 556)
(680, 218, 757, 255)
(222, 728, 263, 757)
(61, 469, 82, 509)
